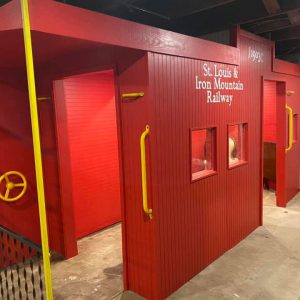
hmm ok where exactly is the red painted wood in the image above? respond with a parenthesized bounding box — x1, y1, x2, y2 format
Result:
(293, 115, 298, 142)
(0, 30, 26, 69)
(0, 0, 22, 31)
(262, 80, 287, 207)
(273, 59, 300, 77)
(54, 70, 121, 238)
(276, 82, 287, 207)
(36, 46, 147, 259)
(262, 75, 300, 204)
(0, 78, 69, 256)
(52, 80, 78, 258)
(285, 79, 300, 201)
(118, 54, 156, 299)
(0, 1, 300, 298)
(48, 49, 155, 296)
(241, 35, 299, 206)
(148, 50, 264, 298)
(0, 82, 39, 243)
(240, 29, 275, 47)
(263, 81, 277, 143)
(28, 0, 240, 66)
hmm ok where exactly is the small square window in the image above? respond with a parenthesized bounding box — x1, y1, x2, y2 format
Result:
(191, 127, 216, 181)
(228, 123, 248, 168)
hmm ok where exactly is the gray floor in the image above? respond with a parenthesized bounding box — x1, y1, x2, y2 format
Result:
(52, 225, 123, 300)
(52, 191, 300, 300)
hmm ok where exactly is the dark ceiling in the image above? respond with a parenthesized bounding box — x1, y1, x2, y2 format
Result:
(56, 0, 300, 64)
(1, 0, 299, 63)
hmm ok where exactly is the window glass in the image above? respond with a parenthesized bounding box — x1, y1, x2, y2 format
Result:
(191, 128, 216, 180)
(228, 123, 248, 168)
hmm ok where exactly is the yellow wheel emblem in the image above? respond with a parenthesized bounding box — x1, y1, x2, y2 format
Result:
(0, 171, 27, 202)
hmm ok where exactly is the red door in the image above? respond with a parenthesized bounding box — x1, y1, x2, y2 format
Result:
(54, 70, 121, 239)
(263, 80, 288, 207)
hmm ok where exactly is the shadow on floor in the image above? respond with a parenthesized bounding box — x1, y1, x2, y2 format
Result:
(52, 194, 300, 300)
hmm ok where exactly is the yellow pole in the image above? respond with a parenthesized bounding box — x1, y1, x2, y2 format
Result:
(20, 0, 53, 299)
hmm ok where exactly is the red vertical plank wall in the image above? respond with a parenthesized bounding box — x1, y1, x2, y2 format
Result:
(38, 95, 66, 252)
(263, 81, 277, 142)
(0, 73, 69, 255)
(50, 50, 157, 297)
(118, 53, 156, 299)
(0, 81, 40, 242)
(58, 70, 121, 239)
(283, 77, 300, 200)
(36, 47, 147, 257)
(272, 61, 300, 201)
(1, 14, 300, 300)
(148, 34, 274, 298)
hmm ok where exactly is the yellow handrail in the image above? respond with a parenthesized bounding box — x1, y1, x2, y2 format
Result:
(140, 125, 152, 219)
(20, 0, 53, 299)
(286, 104, 293, 153)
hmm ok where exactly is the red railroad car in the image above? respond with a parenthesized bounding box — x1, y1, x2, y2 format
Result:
(0, 0, 299, 299)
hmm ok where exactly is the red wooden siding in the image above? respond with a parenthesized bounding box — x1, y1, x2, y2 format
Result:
(147, 34, 274, 297)
(293, 114, 298, 143)
(28, 0, 239, 66)
(118, 54, 156, 299)
(273, 58, 300, 77)
(48, 49, 155, 297)
(284, 79, 300, 201)
(263, 81, 277, 143)
(0, 72, 70, 256)
(1, 3, 300, 298)
(0, 0, 22, 31)
(54, 70, 121, 239)
(0, 75, 64, 253)
(0, 82, 39, 242)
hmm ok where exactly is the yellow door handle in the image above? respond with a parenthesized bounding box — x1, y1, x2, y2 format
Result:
(122, 92, 145, 99)
(286, 104, 293, 153)
(0, 171, 28, 202)
(140, 125, 153, 219)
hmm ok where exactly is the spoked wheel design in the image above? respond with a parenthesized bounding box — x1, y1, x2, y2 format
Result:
(0, 171, 27, 202)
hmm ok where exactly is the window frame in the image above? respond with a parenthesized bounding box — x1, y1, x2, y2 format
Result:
(190, 126, 218, 182)
(227, 122, 248, 170)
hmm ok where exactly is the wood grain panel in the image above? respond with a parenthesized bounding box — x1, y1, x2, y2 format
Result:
(28, 0, 240, 65)
(55, 70, 121, 239)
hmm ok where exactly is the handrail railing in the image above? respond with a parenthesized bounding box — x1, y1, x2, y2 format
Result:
(140, 125, 153, 219)
(285, 104, 294, 153)
(0, 225, 45, 299)
(0, 226, 42, 253)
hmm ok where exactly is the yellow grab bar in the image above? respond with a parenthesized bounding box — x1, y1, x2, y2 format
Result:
(140, 125, 152, 219)
(122, 92, 144, 99)
(286, 104, 293, 153)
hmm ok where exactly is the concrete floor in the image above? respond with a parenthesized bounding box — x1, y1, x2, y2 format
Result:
(52, 224, 123, 300)
(52, 191, 300, 300)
